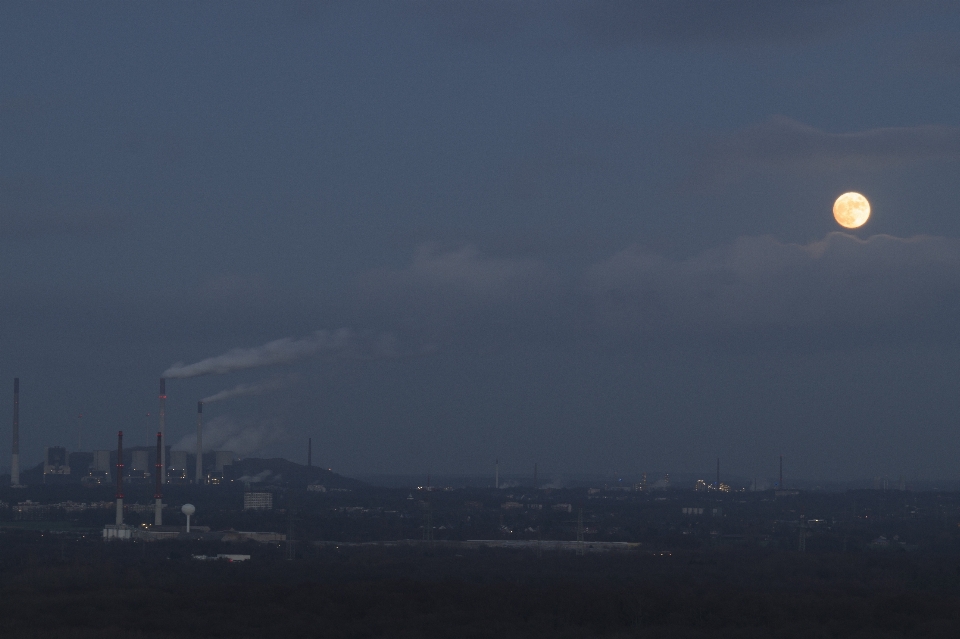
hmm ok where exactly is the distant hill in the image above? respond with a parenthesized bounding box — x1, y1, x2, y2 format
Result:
(224, 458, 367, 490)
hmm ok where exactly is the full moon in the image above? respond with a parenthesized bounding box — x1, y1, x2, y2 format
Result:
(833, 192, 870, 229)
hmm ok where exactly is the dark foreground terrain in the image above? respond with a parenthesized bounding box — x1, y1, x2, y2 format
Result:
(2, 531, 960, 638)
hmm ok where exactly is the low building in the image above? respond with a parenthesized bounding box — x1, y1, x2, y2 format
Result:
(192, 554, 251, 562)
(102, 524, 133, 540)
(221, 531, 286, 543)
(243, 492, 273, 510)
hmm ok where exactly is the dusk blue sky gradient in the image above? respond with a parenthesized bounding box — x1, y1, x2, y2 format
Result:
(2, 1, 960, 481)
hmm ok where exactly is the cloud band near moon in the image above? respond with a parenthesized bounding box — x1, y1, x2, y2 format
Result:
(357, 233, 960, 345)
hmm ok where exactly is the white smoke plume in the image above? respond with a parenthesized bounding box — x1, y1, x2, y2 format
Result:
(172, 415, 284, 457)
(201, 377, 289, 404)
(237, 469, 281, 484)
(161, 328, 398, 379)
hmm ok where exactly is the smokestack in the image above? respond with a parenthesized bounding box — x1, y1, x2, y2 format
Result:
(154, 431, 163, 526)
(11, 378, 19, 487)
(307, 438, 312, 467)
(195, 401, 203, 485)
(116, 431, 124, 526)
(159, 378, 166, 484)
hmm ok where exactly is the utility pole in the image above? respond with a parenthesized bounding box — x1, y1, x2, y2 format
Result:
(576, 507, 585, 556)
(286, 506, 297, 561)
(422, 500, 433, 542)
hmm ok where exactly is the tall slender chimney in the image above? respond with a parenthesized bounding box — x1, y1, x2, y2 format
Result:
(307, 438, 312, 467)
(154, 431, 163, 525)
(159, 379, 166, 484)
(195, 401, 203, 485)
(11, 378, 19, 487)
(116, 431, 124, 526)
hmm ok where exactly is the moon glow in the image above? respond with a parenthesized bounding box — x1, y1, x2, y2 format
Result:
(833, 192, 871, 229)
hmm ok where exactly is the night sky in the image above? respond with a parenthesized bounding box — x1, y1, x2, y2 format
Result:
(3, 1, 960, 482)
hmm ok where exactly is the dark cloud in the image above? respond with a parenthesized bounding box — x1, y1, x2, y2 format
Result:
(415, 0, 924, 47)
(909, 31, 960, 74)
(412, 0, 554, 43)
(571, 0, 886, 46)
(697, 116, 960, 182)
(0, 208, 123, 239)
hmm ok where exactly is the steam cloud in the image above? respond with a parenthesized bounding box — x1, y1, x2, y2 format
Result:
(201, 377, 288, 404)
(162, 328, 392, 379)
(172, 415, 284, 457)
(236, 469, 281, 484)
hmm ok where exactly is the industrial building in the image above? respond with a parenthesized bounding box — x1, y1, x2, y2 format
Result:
(214, 451, 234, 472)
(129, 450, 150, 479)
(43, 446, 70, 477)
(92, 450, 111, 472)
(168, 450, 188, 482)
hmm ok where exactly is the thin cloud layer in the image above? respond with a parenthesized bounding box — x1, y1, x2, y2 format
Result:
(572, 0, 888, 46)
(585, 232, 960, 333)
(358, 244, 554, 310)
(700, 116, 960, 181)
(414, 0, 904, 47)
(361, 233, 960, 344)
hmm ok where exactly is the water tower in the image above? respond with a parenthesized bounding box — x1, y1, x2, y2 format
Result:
(181, 503, 196, 533)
